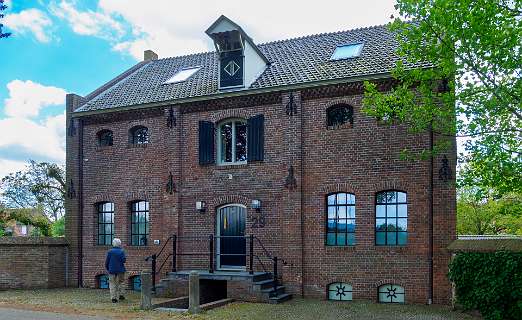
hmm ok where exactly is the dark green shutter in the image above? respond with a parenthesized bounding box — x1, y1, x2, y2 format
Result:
(247, 115, 264, 162)
(199, 121, 215, 165)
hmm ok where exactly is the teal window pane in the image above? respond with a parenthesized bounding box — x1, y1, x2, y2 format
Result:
(327, 220, 336, 232)
(105, 235, 112, 245)
(336, 233, 346, 246)
(397, 218, 407, 231)
(387, 232, 397, 245)
(326, 233, 336, 245)
(398, 232, 408, 245)
(337, 220, 346, 232)
(376, 219, 386, 231)
(346, 220, 355, 233)
(346, 233, 355, 245)
(376, 232, 386, 245)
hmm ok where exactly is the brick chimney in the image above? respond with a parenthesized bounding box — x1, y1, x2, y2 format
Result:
(144, 50, 158, 61)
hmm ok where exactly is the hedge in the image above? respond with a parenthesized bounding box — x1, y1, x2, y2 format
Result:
(448, 251, 522, 320)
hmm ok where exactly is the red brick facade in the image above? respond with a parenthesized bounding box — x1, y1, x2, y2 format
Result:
(65, 82, 456, 304)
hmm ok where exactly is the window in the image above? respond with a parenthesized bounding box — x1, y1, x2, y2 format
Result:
(131, 201, 149, 246)
(97, 202, 114, 246)
(97, 129, 113, 146)
(97, 274, 109, 289)
(327, 104, 353, 128)
(331, 43, 364, 60)
(129, 126, 149, 145)
(164, 67, 201, 84)
(217, 119, 247, 164)
(375, 191, 407, 246)
(328, 282, 353, 301)
(378, 284, 405, 303)
(326, 193, 356, 246)
(130, 275, 141, 291)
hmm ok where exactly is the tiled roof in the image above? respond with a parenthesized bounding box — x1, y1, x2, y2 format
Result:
(448, 235, 522, 252)
(75, 24, 433, 113)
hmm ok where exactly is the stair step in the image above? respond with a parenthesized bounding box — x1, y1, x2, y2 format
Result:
(268, 293, 292, 304)
(260, 285, 285, 295)
(253, 279, 276, 289)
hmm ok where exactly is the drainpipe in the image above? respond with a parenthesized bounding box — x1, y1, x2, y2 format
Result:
(299, 93, 305, 297)
(77, 119, 84, 287)
(177, 109, 183, 268)
(428, 125, 434, 304)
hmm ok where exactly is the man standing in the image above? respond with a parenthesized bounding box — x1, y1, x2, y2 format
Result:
(105, 238, 126, 303)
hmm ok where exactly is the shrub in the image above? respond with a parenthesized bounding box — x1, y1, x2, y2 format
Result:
(448, 251, 522, 320)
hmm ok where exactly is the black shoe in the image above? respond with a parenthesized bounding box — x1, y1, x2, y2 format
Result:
(112, 299, 118, 303)
(119, 296, 125, 301)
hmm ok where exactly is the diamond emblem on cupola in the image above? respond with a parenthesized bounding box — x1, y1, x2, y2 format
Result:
(224, 60, 240, 76)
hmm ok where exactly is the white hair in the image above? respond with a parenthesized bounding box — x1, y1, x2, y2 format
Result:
(112, 238, 122, 247)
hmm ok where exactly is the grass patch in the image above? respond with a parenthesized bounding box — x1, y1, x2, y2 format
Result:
(0, 289, 479, 319)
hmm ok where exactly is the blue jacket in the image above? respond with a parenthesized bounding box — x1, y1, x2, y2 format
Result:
(105, 247, 126, 274)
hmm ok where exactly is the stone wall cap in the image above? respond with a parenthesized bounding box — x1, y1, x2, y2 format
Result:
(0, 237, 69, 246)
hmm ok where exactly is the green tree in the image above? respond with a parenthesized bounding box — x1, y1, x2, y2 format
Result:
(363, 0, 522, 194)
(0, 0, 11, 39)
(51, 216, 65, 237)
(1, 160, 66, 222)
(457, 188, 522, 235)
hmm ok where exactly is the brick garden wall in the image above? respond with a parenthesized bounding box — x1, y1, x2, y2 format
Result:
(0, 237, 68, 289)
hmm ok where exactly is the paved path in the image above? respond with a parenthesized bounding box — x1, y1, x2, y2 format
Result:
(0, 308, 110, 320)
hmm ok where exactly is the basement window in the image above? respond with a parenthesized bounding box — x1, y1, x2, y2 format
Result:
(331, 43, 364, 60)
(165, 67, 201, 84)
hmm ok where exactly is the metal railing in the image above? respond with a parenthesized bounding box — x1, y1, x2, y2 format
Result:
(145, 234, 283, 295)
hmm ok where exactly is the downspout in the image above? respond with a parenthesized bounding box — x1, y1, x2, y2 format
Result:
(177, 110, 183, 268)
(299, 94, 305, 297)
(77, 119, 84, 287)
(428, 125, 434, 304)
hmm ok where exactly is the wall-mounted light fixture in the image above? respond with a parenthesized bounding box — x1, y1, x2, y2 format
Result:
(196, 201, 206, 213)
(251, 199, 261, 212)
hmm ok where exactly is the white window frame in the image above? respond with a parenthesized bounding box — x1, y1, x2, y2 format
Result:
(217, 118, 248, 165)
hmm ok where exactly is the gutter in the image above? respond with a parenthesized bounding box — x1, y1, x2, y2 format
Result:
(77, 119, 84, 287)
(71, 72, 398, 118)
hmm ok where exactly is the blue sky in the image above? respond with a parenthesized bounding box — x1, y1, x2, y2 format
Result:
(0, 0, 397, 178)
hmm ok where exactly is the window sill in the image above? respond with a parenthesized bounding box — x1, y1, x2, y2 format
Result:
(214, 163, 248, 170)
(327, 123, 353, 130)
(325, 245, 356, 250)
(126, 143, 151, 149)
(95, 145, 113, 152)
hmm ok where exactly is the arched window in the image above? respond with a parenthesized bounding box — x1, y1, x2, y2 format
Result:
(131, 200, 149, 246)
(97, 129, 113, 146)
(130, 275, 141, 291)
(378, 284, 405, 303)
(129, 126, 149, 145)
(97, 274, 109, 289)
(375, 191, 407, 246)
(326, 104, 353, 128)
(326, 193, 356, 246)
(97, 202, 114, 246)
(328, 282, 353, 301)
(217, 119, 247, 164)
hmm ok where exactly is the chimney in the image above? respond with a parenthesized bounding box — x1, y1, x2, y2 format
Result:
(144, 50, 158, 61)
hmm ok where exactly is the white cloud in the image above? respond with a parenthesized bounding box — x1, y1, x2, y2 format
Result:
(3, 8, 53, 42)
(4, 80, 66, 119)
(51, 0, 397, 60)
(49, 0, 124, 39)
(0, 159, 27, 180)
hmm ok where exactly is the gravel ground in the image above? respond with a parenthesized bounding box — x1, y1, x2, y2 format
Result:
(0, 289, 480, 320)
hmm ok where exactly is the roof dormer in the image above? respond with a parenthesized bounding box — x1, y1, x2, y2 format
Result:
(206, 15, 269, 91)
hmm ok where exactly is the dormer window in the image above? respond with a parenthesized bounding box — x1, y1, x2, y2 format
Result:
(331, 43, 364, 60)
(165, 67, 201, 84)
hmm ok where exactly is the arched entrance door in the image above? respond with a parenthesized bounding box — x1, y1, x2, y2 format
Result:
(216, 204, 246, 270)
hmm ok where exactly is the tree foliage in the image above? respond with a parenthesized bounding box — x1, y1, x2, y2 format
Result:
(449, 251, 522, 320)
(1, 160, 66, 222)
(458, 189, 522, 235)
(0, 0, 11, 39)
(0, 206, 52, 236)
(363, 0, 522, 194)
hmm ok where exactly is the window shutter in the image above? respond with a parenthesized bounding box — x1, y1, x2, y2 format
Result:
(247, 114, 264, 161)
(199, 121, 215, 165)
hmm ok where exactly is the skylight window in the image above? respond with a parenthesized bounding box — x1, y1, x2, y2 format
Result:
(165, 67, 201, 84)
(331, 43, 364, 60)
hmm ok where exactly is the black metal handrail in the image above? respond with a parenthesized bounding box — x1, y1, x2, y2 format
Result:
(145, 234, 283, 296)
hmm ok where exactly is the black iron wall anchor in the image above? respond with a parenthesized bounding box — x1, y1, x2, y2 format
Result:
(439, 155, 452, 182)
(285, 92, 298, 116)
(166, 172, 176, 194)
(284, 165, 297, 190)
(67, 179, 76, 199)
(167, 107, 176, 128)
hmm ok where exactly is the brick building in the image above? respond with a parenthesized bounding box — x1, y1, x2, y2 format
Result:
(65, 16, 456, 304)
